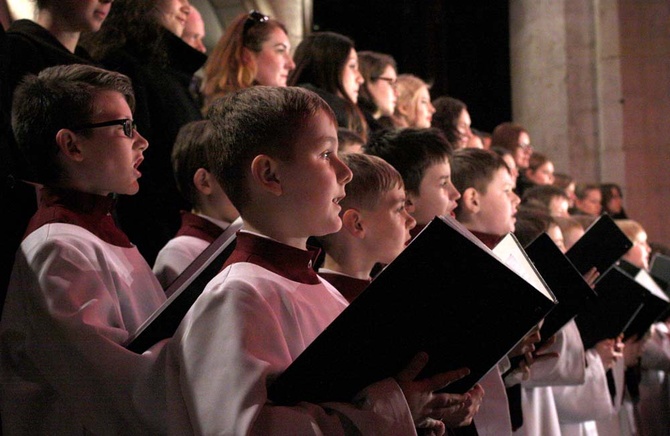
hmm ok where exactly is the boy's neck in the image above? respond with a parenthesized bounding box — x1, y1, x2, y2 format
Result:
(241, 219, 309, 251)
(321, 250, 375, 280)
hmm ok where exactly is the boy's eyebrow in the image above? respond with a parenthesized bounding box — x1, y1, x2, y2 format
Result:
(274, 43, 289, 49)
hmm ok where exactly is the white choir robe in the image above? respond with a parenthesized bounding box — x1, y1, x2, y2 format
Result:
(638, 322, 670, 436)
(0, 224, 168, 434)
(166, 261, 417, 435)
(594, 357, 627, 435)
(153, 235, 211, 288)
(513, 320, 586, 436)
(553, 348, 615, 436)
(474, 361, 512, 436)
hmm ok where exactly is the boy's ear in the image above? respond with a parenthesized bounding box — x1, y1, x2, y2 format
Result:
(341, 208, 365, 239)
(250, 154, 282, 196)
(193, 168, 213, 195)
(55, 128, 84, 162)
(460, 187, 480, 214)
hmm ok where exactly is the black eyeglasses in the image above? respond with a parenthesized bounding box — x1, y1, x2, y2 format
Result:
(375, 76, 397, 88)
(72, 119, 137, 138)
(243, 10, 269, 37)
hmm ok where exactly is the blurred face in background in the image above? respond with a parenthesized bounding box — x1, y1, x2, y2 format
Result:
(155, 0, 191, 37)
(367, 64, 397, 117)
(182, 5, 206, 53)
(340, 48, 364, 103)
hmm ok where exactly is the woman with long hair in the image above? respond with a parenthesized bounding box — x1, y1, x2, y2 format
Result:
(288, 31, 367, 139)
(202, 10, 295, 112)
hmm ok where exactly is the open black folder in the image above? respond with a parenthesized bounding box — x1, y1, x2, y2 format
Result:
(124, 217, 243, 353)
(575, 266, 646, 350)
(565, 213, 632, 280)
(618, 260, 670, 340)
(268, 215, 557, 405)
(524, 233, 597, 343)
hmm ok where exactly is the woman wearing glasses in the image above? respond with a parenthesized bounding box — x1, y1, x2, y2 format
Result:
(490, 121, 534, 171)
(288, 31, 368, 140)
(202, 10, 295, 113)
(357, 51, 398, 133)
(81, 0, 207, 266)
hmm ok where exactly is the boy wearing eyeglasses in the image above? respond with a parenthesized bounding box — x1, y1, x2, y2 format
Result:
(0, 64, 170, 434)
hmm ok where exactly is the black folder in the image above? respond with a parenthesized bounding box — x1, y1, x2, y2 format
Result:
(565, 214, 632, 280)
(618, 260, 670, 340)
(267, 215, 557, 405)
(650, 253, 670, 290)
(575, 266, 645, 350)
(524, 233, 597, 342)
(124, 217, 243, 353)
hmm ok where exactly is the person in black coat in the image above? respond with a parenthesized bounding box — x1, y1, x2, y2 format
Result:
(81, 0, 207, 265)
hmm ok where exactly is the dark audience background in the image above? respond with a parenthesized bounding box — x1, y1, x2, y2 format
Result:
(313, 0, 511, 133)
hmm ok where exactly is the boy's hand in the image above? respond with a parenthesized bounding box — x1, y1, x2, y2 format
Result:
(440, 383, 484, 428)
(594, 337, 623, 369)
(583, 267, 600, 288)
(395, 352, 473, 434)
(509, 322, 543, 357)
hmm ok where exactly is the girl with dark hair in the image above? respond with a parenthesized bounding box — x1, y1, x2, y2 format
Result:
(288, 31, 367, 140)
(202, 10, 295, 112)
(432, 95, 473, 149)
(600, 182, 628, 219)
(357, 50, 398, 132)
(81, 0, 207, 266)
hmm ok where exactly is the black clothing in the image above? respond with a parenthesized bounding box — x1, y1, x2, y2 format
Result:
(98, 30, 206, 265)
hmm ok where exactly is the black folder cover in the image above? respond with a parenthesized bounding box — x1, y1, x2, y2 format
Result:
(124, 217, 243, 353)
(650, 253, 670, 290)
(575, 266, 645, 349)
(566, 214, 632, 279)
(618, 260, 670, 340)
(524, 233, 597, 342)
(268, 216, 557, 405)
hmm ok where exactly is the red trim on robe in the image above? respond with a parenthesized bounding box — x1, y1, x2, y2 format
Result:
(223, 232, 322, 285)
(318, 272, 371, 303)
(175, 211, 225, 243)
(24, 187, 132, 247)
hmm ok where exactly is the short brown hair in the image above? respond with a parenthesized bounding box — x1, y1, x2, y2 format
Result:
(171, 120, 217, 207)
(12, 64, 135, 185)
(451, 148, 508, 195)
(338, 153, 404, 212)
(206, 86, 336, 212)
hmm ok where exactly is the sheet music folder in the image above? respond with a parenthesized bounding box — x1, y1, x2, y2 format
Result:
(124, 217, 243, 353)
(618, 260, 670, 340)
(524, 233, 597, 342)
(565, 213, 632, 280)
(268, 215, 557, 405)
(575, 266, 645, 349)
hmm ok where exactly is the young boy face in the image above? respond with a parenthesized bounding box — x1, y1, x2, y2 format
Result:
(475, 166, 520, 236)
(73, 90, 148, 196)
(360, 185, 416, 265)
(408, 157, 461, 225)
(277, 109, 353, 238)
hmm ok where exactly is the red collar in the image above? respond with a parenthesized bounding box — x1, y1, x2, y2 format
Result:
(318, 271, 371, 303)
(24, 187, 132, 247)
(223, 232, 322, 284)
(175, 211, 225, 243)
